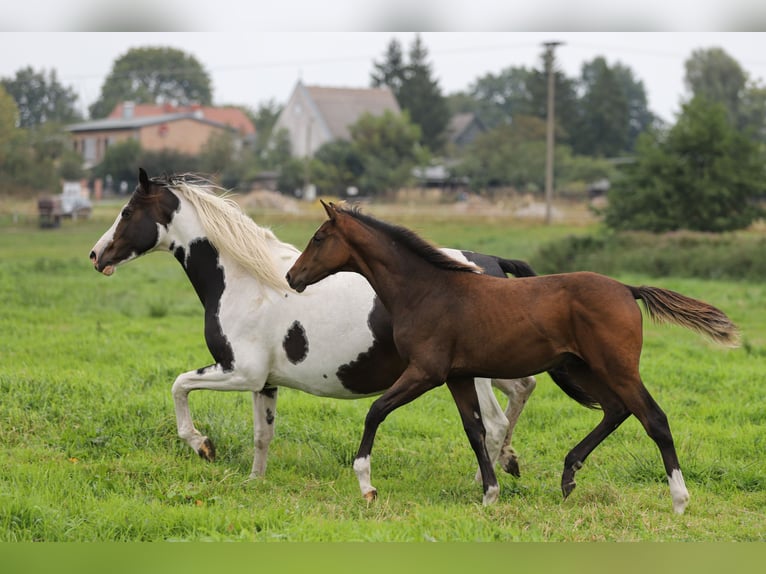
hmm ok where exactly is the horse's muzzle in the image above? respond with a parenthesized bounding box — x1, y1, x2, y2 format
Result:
(90, 250, 115, 276)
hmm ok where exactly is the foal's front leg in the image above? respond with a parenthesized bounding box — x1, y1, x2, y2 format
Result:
(447, 377, 500, 505)
(353, 364, 442, 502)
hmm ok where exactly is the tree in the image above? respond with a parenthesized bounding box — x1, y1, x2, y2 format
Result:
(400, 35, 451, 152)
(309, 140, 365, 196)
(349, 110, 426, 195)
(0, 85, 23, 178)
(574, 57, 653, 157)
(684, 47, 746, 126)
(370, 38, 407, 98)
(1, 66, 81, 128)
(91, 139, 141, 185)
(89, 47, 213, 119)
(461, 66, 536, 129)
(371, 35, 450, 153)
(605, 96, 765, 233)
(249, 99, 283, 165)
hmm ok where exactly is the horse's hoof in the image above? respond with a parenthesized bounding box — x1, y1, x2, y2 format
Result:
(561, 480, 576, 500)
(363, 489, 377, 502)
(197, 437, 216, 462)
(501, 457, 521, 478)
(482, 484, 499, 506)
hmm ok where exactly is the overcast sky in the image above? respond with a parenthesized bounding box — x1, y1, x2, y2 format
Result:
(3, 32, 766, 124)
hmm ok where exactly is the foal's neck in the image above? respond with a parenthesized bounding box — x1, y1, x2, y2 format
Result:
(347, 224, 447, 315)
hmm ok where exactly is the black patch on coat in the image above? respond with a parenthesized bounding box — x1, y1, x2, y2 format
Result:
(265, 408, 275, 425)
(283, 321, 309, 364)
(335, 298, 407, 394)
(260, 386, 278, 399)
(179, 239, 235, 371)
(173, 245, 186, 266)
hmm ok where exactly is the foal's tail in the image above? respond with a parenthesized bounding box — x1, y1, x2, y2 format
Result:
(628, 285, 740, 347)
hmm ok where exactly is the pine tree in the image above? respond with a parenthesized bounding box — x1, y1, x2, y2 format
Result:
(397, 34, 450, 153)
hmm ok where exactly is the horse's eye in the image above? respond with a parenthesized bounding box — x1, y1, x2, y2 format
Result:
(312, 233, 322, 244)
(121, 208, 132, 219)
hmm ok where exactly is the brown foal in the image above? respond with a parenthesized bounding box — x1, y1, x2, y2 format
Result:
(286, 201, 739, 513)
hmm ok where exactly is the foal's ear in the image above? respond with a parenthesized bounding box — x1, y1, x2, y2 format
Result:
(138, 167, 151, 194)
(320, 199, 337, 221)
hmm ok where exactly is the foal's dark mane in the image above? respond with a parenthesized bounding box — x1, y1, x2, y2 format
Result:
(339, 204, 480, 274)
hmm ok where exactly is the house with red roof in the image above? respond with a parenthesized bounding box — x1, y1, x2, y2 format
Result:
(66, 101, 256, 168)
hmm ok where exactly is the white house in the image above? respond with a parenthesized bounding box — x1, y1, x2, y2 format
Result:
(273, 81, 401, 157)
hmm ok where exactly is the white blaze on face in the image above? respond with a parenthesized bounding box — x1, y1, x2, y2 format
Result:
(90, 210, 121, 274)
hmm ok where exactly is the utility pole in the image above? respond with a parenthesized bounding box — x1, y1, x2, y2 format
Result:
(543, 41, 562, 225)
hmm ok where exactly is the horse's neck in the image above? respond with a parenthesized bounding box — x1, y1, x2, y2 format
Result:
(167, 198, 295, 307)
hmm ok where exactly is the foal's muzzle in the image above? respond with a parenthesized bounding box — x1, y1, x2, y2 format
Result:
(285, 271, 306, 293)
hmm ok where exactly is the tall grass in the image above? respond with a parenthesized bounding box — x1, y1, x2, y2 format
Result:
(0, 206, 764, 541)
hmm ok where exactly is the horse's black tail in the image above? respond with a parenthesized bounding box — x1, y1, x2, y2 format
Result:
(547, 365, 601, 410)
(492, 257, 538, 278)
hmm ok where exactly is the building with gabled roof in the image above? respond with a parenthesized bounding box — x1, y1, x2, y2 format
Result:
(273, 81, 401, 157)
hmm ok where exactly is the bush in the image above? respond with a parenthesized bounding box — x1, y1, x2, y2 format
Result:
(605, 97, 765, 233)
(533, 230, 766, 281)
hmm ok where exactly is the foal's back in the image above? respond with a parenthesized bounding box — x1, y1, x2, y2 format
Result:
(428, 271, 643, 379)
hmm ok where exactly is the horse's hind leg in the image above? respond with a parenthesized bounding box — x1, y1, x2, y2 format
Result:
(250, 387, 278, 478)
(448, 377, 500, 506)
(474, 377, 510, 482)
(491, 376, 536, 477)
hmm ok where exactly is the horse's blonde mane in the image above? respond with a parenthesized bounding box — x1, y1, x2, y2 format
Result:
(169, 177, 294, 292)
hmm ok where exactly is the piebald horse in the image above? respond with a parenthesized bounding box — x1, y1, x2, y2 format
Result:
(286, 201, 740, 513)
(90, 169, 542, 482)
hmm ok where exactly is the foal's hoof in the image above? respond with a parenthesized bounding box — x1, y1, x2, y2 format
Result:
(197, 438, 216, 462)
(561, 480, 576, 500)
(362, 489, 378, 503)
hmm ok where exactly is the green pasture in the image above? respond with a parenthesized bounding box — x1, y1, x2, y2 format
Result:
(0, 202, 764, 541)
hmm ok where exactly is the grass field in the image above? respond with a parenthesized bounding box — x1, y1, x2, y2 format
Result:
(0, 201, 764, 541)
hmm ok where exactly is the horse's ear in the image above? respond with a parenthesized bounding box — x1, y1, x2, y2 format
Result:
(320, 199, 336, 221)
(138, 167, 150, 194)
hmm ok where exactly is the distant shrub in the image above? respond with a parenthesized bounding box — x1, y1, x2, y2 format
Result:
(533, 230, 766, 281)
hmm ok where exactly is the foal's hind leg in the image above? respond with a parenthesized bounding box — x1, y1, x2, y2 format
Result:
(561, 406, 630, 499)
(447, 377, 500, 505)
(491, 376, 536, 477)
(616, 383, 690, 514)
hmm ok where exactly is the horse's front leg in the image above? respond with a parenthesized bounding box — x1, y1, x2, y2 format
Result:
(250, 387, 278, 478)
(171, 364, 265, 462)
(353, 365, 442, 502)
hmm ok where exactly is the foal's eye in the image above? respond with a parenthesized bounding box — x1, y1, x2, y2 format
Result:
(312, 233, 322, 244)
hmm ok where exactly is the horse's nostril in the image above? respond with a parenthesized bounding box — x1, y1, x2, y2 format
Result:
(89, 250, 96, 262)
